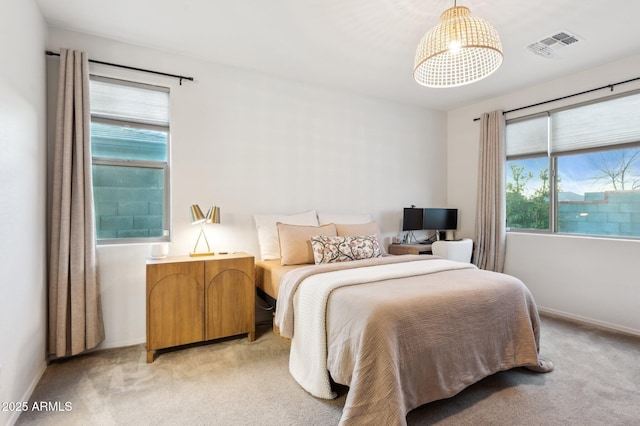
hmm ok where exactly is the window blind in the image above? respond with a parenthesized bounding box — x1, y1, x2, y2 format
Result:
(90, 76, 169, 126)
(505, 114, 548, 157)
(551, 92, 640, 153)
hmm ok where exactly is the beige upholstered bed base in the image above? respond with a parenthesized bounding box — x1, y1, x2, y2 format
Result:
(255, 259, 303, 301)
(255, 259, 301, 344)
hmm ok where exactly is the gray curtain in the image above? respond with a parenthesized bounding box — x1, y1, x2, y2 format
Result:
(473, 110, 506, 272)
(49, 49, 105, 358)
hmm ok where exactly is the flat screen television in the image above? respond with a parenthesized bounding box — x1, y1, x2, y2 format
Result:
(402, 207, 424, 231)
(423, 208, 458, 231)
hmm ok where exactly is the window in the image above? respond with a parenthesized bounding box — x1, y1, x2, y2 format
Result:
(506, 92, 640, 238)
(89, 76, 170, 243)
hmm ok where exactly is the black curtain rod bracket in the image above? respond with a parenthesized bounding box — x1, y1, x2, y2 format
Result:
(46, 50, 194, 85)
(472, 75, 640, 121)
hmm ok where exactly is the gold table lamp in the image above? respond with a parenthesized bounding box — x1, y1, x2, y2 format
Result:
(189, 204, 220, 256)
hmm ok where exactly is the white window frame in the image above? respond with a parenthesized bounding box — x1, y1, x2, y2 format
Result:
(90, 75, 171, 244)
(506, 90, 640, 240)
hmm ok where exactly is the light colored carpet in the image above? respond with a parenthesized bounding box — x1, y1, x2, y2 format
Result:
(16, 315, 640, 425)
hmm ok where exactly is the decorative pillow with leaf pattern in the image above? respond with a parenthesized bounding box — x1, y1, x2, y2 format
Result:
(310, 235, 382, 264)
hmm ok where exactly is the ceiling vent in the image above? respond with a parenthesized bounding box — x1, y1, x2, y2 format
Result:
(527, 30, 583, 57)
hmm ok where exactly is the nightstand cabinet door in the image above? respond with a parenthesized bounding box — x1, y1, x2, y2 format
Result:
(205, 257, 255, 341)
(146, 261, 205, 352)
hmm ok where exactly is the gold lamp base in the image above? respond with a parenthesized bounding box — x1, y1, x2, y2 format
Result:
(189, 251, 216, 257)
(189, 204, 221, 258)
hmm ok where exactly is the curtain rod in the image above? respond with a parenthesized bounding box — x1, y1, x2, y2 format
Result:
(45, 50, 194, 85)
(472, 75, 640, 121)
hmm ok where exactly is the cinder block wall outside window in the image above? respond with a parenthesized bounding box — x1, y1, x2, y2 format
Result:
(559, 190, 640, 236)
(93, 166, 164, 239)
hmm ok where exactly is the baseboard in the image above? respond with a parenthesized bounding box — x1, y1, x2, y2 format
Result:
(538, 306, 640, 338)
(6, 360, 47, 426)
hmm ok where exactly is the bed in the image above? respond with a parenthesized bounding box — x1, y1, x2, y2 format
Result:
(253, 211, 553, 426)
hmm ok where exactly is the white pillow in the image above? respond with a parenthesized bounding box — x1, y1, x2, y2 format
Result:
(317, 212, 373, 225)
(254, 210, 319, 260)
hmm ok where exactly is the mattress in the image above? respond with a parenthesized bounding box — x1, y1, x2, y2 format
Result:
(255, 259, 306, 300)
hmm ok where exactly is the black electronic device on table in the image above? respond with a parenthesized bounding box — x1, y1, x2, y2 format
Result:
(402, 207, 424, 231)
(402, 207, 458, 242)
(423, 208, 457, 232)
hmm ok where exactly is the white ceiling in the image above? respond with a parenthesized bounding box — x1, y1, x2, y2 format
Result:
(36, 0, 640, 111)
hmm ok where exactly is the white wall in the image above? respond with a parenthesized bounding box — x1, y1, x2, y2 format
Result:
(46, 29, 446, 349)
(0, 1, 48, 425)
(447, 54, 640, 336)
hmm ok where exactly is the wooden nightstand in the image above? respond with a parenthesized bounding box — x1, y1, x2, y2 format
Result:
(388, 243, 432, 255)
(146, 252, 255, 363)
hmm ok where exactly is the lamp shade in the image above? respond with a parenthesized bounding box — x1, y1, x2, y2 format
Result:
(414, 6, 503, 88)
(206, 206, 220, 224)
(189, 204, 206, 224)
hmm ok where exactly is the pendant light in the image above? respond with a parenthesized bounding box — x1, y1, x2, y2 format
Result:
(414, 2, 503, 88)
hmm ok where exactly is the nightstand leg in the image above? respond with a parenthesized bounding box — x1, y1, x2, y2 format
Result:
(147, 350, 154, 363)
(248, 331, 255, 342)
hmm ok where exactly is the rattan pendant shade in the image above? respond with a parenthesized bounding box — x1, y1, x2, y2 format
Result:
(414, 5, 503, 88)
